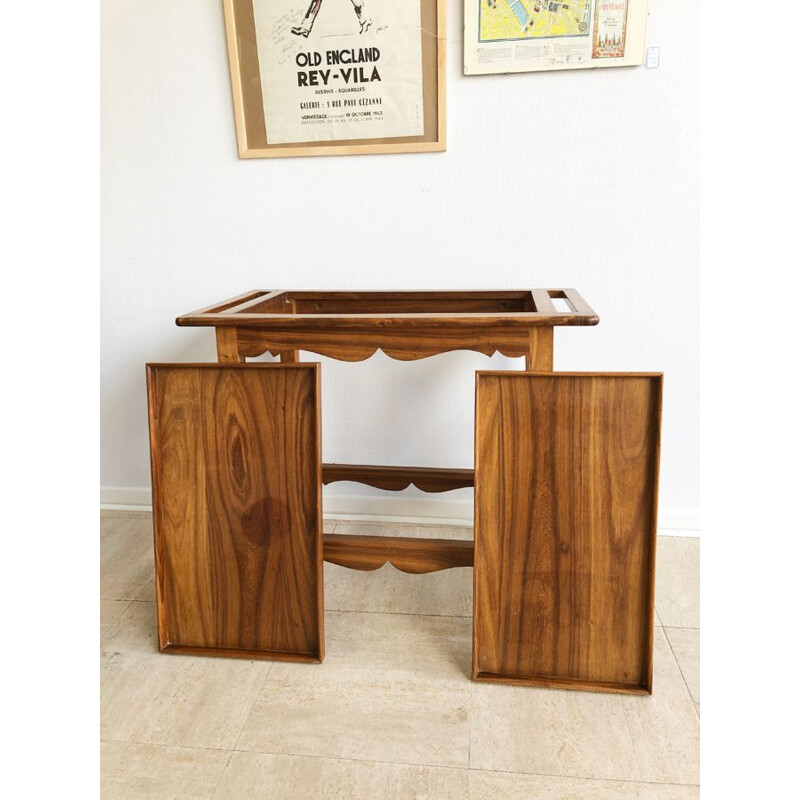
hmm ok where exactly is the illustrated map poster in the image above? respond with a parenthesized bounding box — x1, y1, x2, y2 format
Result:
(464, 0, 648, 76)
(253, 1, 425, 144)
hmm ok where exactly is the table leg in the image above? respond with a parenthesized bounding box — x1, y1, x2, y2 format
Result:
(216, 328, 244, 363)
(524, 327, 553, 371)
(280, 300, 299, 362)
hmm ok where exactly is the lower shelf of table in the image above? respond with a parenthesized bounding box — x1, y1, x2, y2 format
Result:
(322, 463, 474, 492)
(322, 533, 474, 574)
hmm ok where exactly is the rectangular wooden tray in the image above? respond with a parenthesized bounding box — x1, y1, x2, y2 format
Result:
(473, 372, 662, 694)
(146, 363, 324, 662)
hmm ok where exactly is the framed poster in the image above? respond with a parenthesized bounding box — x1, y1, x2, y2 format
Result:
(223, 0, 445, 158)
(464, 0, 648, 76)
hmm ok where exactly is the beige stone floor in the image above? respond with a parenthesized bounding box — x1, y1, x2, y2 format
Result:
(100, 511, 700, 799)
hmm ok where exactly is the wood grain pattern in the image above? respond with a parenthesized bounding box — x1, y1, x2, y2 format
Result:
(177, 290, 599, 329)
(146, 363, 324, 662)
(216, 328, 244, 363)
(186, 289, 265, 316)
(525, 326, 553, 371)
(224, 290, 286, 315)
(323, 534, 473, 574)
(236, 326, 538, 362)
(322, 464, 474, 492)
(287, 295, 535, 314)
(183, 290, 596, 363)
(473, 372, 662, 694)
(530, 289, 557, 314)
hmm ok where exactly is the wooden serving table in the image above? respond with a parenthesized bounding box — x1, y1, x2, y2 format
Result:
(175, 289, 598, 574)
(148, 289, 662, 694)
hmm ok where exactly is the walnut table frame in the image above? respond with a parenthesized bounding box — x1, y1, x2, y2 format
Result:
(175, 289, 598, 575)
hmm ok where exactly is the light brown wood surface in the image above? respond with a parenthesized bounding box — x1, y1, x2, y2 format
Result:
(525, 326, 553, 370)
(215, 327, 244, 363)
(473, 372, 662, 694)
(146, 363, 324, 662)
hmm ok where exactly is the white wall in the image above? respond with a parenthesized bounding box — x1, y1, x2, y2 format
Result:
(101, 1, 699, 527)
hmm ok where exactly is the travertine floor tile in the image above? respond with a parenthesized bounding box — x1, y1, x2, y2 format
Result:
(100, 741, 229, 800)
(469, 770, 699, 799)
(214, 752, 468, 799)
(101, 602, 271, 750)
(236, 610, 472, 768)
(325, 521, 473, 617)
(100, 513, 155, 600)
(101, 599, 131, 640)
(655, 536, 699, 628)
(99, 516, 700, 793)
(665, 627, 700, 705)
(133, 577, 156, 602)
(469, 628, 699, 785)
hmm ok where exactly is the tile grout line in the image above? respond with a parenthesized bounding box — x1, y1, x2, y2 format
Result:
(101, 737, 234, 755)
(230, 743, 470, 772)
(230, 661, 276, 753)
(467, 663, 474, 771)
(224, 742, 701, 789)
(99, 599, 135, 643)
(100, 739, 699, 789)
(102, 737, 701, 789)
(103, 736, 466, 774)
(210, 751, 235, 799)
(100, 596, 155, 603)
(465, 764, 701, 789)
(662, 627, 700, 720)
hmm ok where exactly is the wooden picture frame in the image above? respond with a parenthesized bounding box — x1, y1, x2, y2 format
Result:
(222, 0, 446, 158)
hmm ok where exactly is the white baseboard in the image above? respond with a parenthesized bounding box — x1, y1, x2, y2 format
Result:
(101, 486, 699, 535)
(101, 487, 152, 508)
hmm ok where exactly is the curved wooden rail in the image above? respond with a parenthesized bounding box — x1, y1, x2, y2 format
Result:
(252, 345, 527, 362)
(323, 533, 474, 574)
(235, 327, 533, 362)
(322, 464, 474, 493)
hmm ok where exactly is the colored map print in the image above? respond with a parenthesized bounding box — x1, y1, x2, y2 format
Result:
(479, 0, 591, 43)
